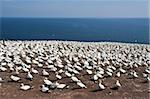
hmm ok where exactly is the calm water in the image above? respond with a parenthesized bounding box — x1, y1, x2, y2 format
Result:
(0, 18, 149, 44)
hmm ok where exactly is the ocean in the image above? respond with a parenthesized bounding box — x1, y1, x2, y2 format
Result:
(0, 18, 149, 44)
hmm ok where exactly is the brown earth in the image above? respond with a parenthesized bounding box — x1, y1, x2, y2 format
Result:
(0, 66, 150, 99)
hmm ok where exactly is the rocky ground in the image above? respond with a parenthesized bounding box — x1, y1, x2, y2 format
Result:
(0, 67, 149, 99)
(0, 41, 150, 99)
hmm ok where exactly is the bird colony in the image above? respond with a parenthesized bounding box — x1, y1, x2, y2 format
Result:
(0, 41, 150, 93)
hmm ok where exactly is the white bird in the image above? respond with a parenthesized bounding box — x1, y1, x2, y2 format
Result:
(57, 83, 67, 89)
(32, 60, 39, 64)
(110, 66, 116, 71)
(111, 80, 121, 90)
(27, 72, 33, 80)
(38, 63, 43, 68)
(41, 85, 50, 93)
(50, 67, 57, 72)
(1, 62, 7, 66)
(10, 75, 20, 82)
(107, 68, 113, 73)
(44, 77, 53, 86)
(98, 80, 105, 90)
(26, 59, 32, 64)
(86, 69, 92, 75)
(42, 69, 49, 76)
(98, 70, 105, 75)
(31, 68, 39, 74)
(86, 66, 93, 70)
(106, 71, 113, 77)
(116, 72, 121, 77)
(58, 69, 64, 74)
(0, 77, 4, 82)
(20, 83, 31, 91)
(96, 73, 103, 79)
(93, 74, 98, 81)
(84, 61, 89, 66)
(116, 80, 121, 87)
(72, 69, 80, 74)
(67, 67, 73, 72)
(56, 72, 62, 80)
(16, 66, 22, 71)
(25, 65, 31, 69)
(133, 71, 138, 78)
(0, 66, 7, 72)
(119, 67, 126, 74)
(65, 71, 72, 77)
(47, 65, 54, 69)
(142, 73, 148, 78)
(74, 65, 83, 71)
(9, 67, 14, 72)
(71, 75, 80, 82)
(145, 69, 150, 74)
(22, 66, 29, 72)
(77, 81, 87, 88)
(47, 59, 53, 64)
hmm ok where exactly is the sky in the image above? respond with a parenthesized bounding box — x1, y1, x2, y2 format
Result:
(0, 0, 149, 18)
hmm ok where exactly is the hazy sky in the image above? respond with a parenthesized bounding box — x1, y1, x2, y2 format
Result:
(0, 0, 149, 18)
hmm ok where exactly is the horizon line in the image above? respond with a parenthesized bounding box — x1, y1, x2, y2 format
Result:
(0, 16, 149, 19)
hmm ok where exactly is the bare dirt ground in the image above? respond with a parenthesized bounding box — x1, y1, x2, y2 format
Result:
(0, 66, 149, 99)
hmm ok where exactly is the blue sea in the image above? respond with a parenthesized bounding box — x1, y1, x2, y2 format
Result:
(0, 18, 149, 44)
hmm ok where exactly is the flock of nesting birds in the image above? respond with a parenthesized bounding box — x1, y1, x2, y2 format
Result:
(0, 41, 150, 93)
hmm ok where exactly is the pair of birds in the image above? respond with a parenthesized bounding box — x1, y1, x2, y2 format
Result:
(98, 80, 121, 90)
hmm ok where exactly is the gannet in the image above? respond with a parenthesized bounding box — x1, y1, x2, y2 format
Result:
(111, 80, 121, 90)
(106, 71, 113, 77)
(44, 77, 53, 86)
(0, 66, 7, 72)
(22, 66, 29, 72)
(20, 83, 31, 91)
(56, 83, 67, 89)
(145, 68, 150, 74)
(0, 77, 4, 82)
(46, 65, 54, 69)
(77, 81, 87, 88)
(98, 80, 105, 90)
(27, 72, 33, 80)
(93, 74, 98, 81)
(86, 69, 93, 75)
(71, 74, 80, 82)
(58, 69, 64, 74)
(41, 85, 50, 93)
(31, 68, 39, 74)
(72, 68, 80, 74)
(119, 67, 126, 74)
(96, 73, 103, 79)
(42, 69, 49, 76)
(74, 65, 83, 71)
(116, 72, 121, 77)
(65, 71, 72, 77)
(10, 75, 20, 82)
(56, 72, 62, 80)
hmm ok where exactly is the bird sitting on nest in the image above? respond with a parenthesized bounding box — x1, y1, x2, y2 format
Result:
(20, 83, 33, 91)
(26, 71, 33, 80)
(111, 80, 121, 90)
(44, 77, 53, 86)
(98, 80, 105, 90)
(10, 75, 21, 82)
(77, 80, 87, 89)
(31, 68, 39, 74)
(142, 73, 150, 83)
(41, 84, 50, 93)
(42, 69, 49, 76)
